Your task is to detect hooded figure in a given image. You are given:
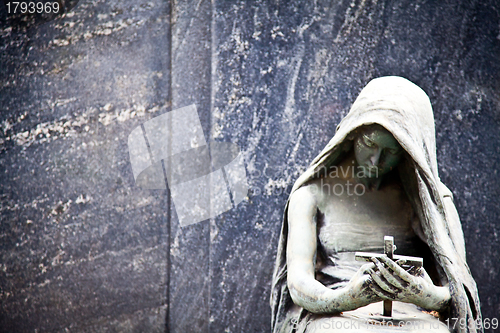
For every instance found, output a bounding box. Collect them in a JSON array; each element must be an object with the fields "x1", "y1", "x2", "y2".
[{"x1": 270, "y1": 76, "x2": 481, "y2": 333}]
